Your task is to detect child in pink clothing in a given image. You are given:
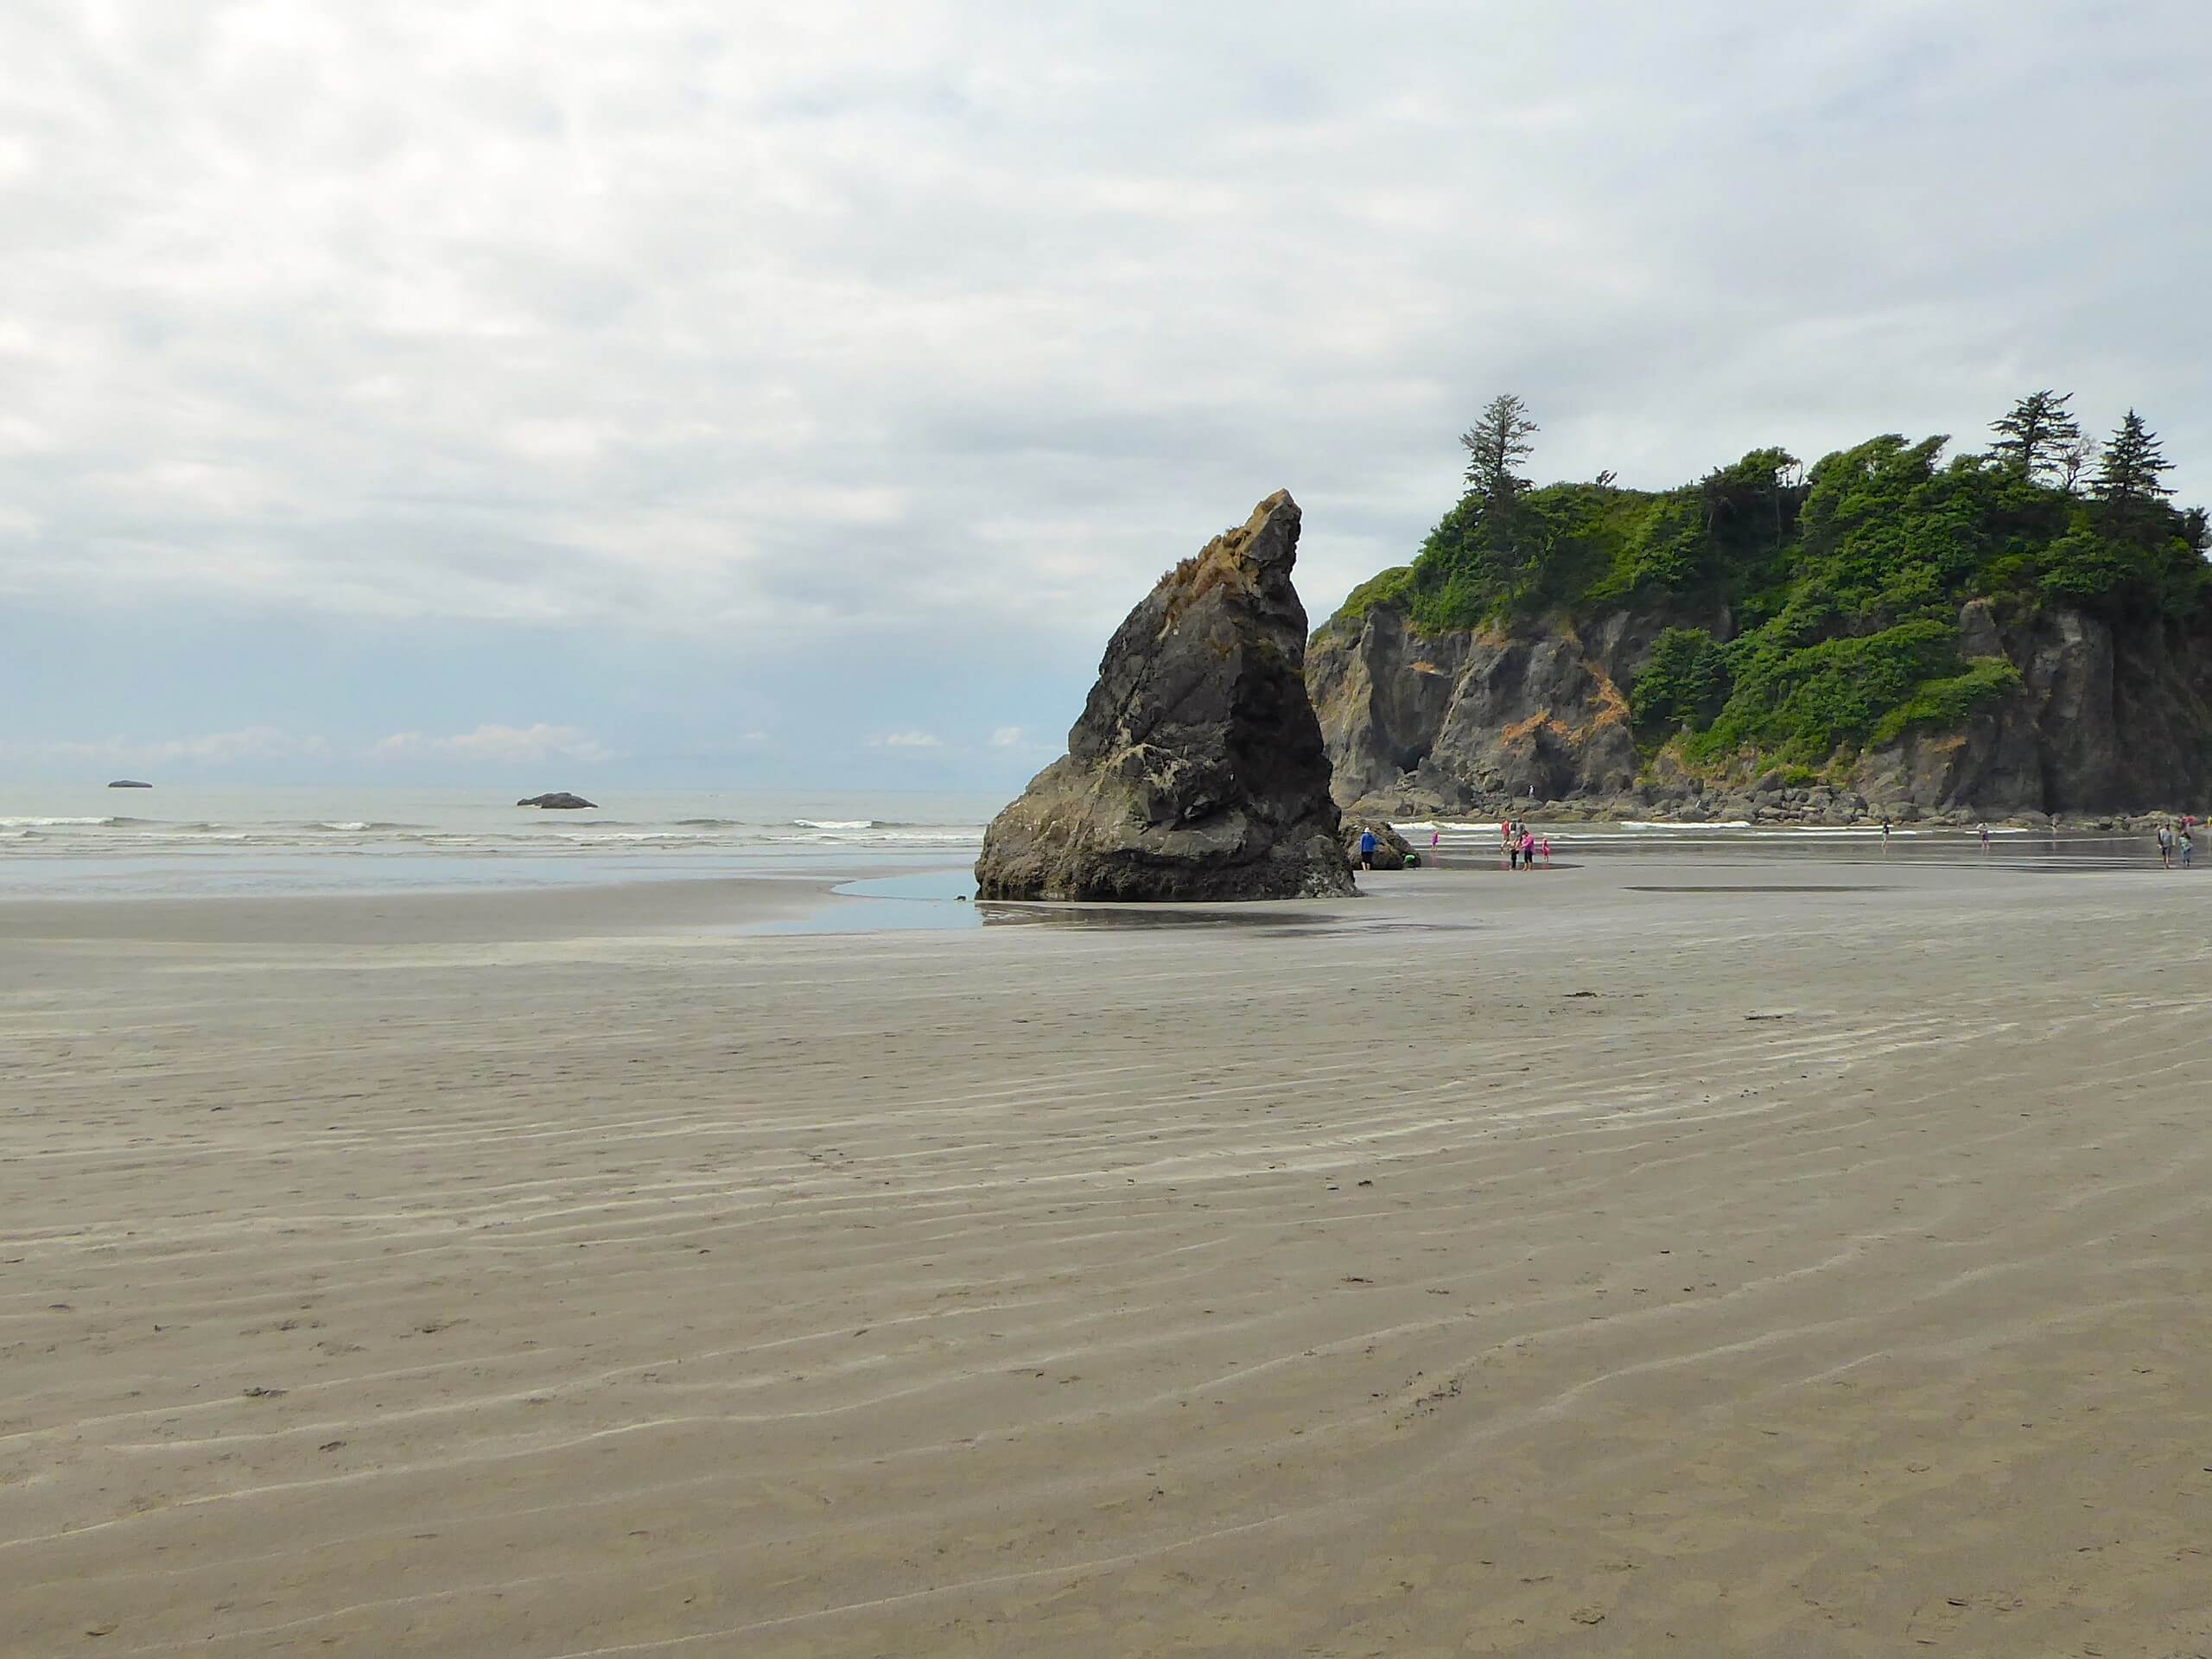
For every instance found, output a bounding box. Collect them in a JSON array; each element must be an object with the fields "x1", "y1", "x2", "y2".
[{"x1": 1540, "y1": 836, "x2": 1552, "y2": 866}]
